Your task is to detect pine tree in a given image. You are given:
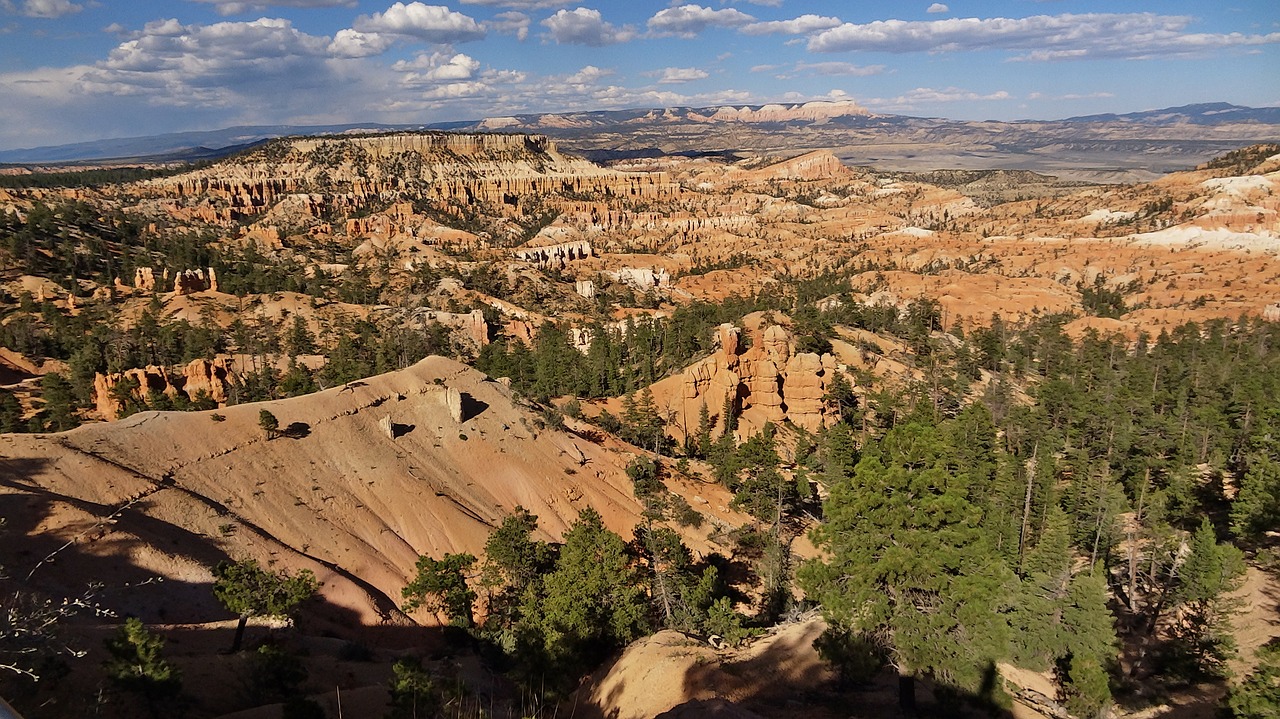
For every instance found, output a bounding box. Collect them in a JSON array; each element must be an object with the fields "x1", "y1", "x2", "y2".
[
  {"x1": 402, "y1": 553, "x2": 477, "y2": 627},
  {"x1": 258, "y1": 409, "x2": 280, "y2": 440},
  {"x1": 1058, "y1": 569, "x2": 1117, "y2": 718},
  {"x1": 800, "y1": 422, "x2": 1013, "y2": 711},
  {"x1": 521, "y1": 508, "x2": 648, "y2": 677},
  {"x1": 1225, "y1": 640, "x2": 1280, "y2": 719},
  {"x1": 386, "y1": 657, "x2": 439, "y2": 719},
  {"x1": 212, "y1": 559, "x2": 317, "y2": 652},
  {"x1": 103, "y1": 618, "x2": 181, "y2": 706},
  {"x1": 694, "y1": 401, "x2": 712, "y2": 459},
  {"x1": 1161, "y1": 519, "x2": 1246, "y2": 680},
  {"x1": 1232, "y1": 453, "x2": 1280, "y2": 542},
  {"x1": 719, "y1": 390, "x2": 737, "y2": 437}
]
